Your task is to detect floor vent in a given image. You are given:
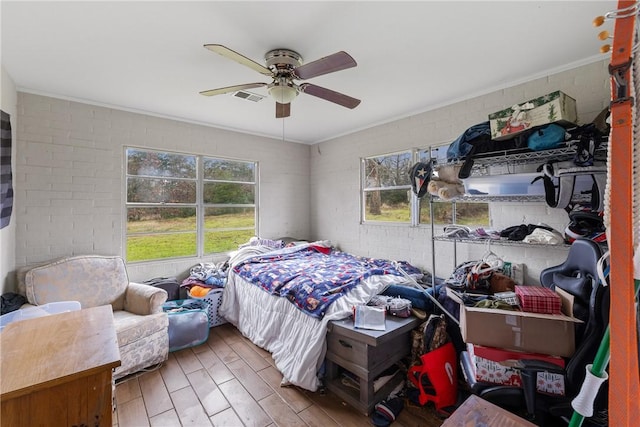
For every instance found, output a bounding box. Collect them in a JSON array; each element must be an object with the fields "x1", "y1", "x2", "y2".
[{"x1": 233, "y1": 91, "x2": 265, "y2": 102}]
